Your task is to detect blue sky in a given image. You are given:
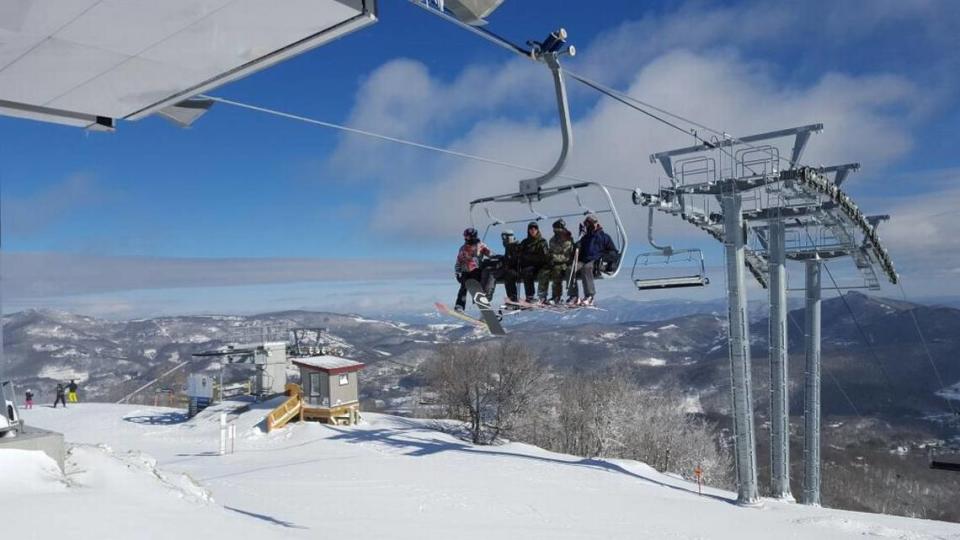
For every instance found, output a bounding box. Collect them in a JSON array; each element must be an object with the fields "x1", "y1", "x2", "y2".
[{"x1": 2, "y1": 0, "x2": 958, "y2": 317}]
